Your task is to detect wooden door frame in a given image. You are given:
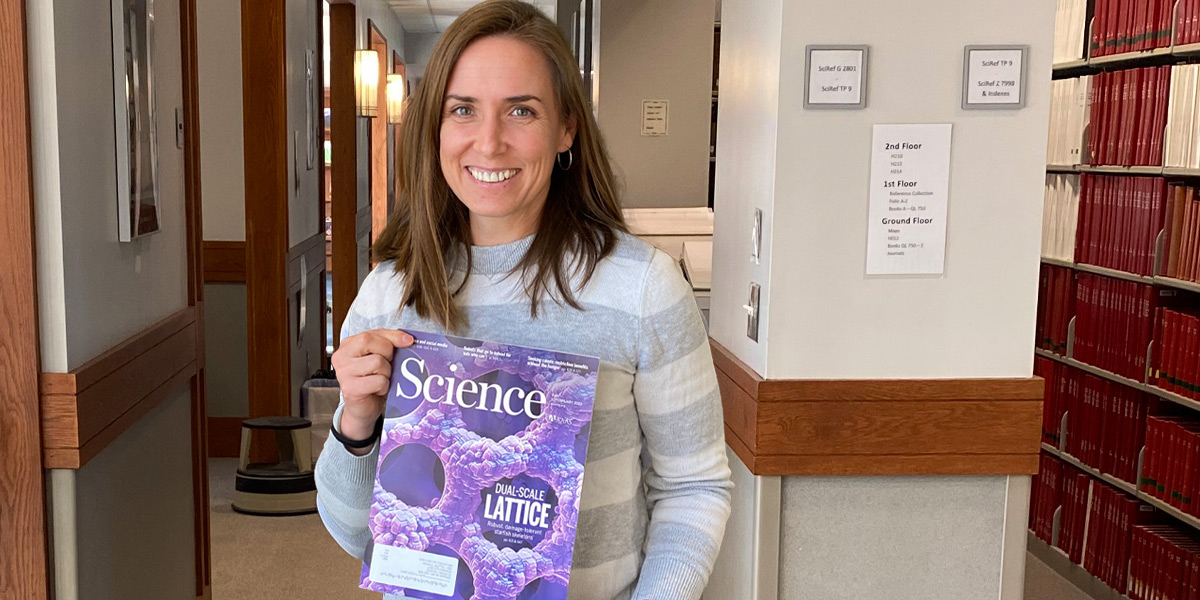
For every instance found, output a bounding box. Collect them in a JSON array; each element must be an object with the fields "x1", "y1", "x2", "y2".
[
  {"x1": 180, "y1": 0, "x2": 211, "y2": 596},
  {"x1": 0, "y1": 1, "x2": 50, "y2": 598},
  {"x1": 368, "y1": 21, "x2": 387, "y2": 262},
  {"x1": 330, "y1": 2, "x2": 356, "y2": 350},
  {"x1": 241, "y1": 0, "x2": 291, "y2": 422}
]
